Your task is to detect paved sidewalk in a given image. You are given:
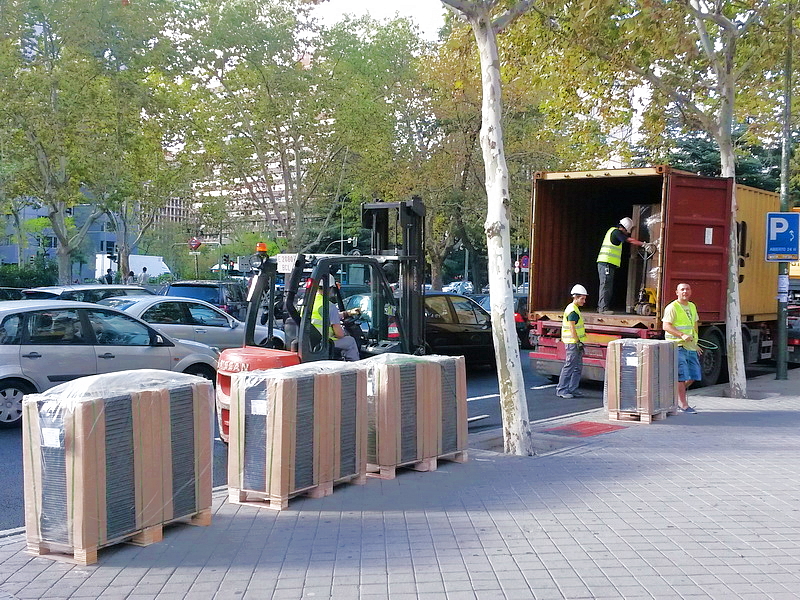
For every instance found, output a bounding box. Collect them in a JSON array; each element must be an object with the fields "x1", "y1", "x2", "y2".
[{"x1": 2, "y1": 370, "x2": 800, "y2": 599}]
